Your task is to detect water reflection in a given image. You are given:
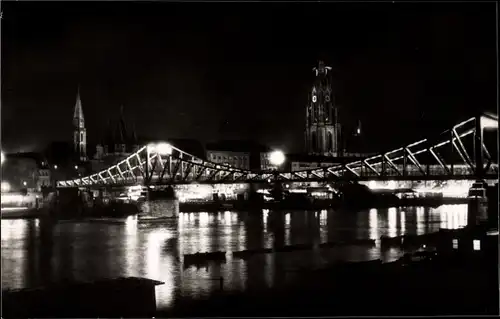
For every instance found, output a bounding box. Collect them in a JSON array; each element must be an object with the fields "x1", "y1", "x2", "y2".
[
  {"x1": 400, "y1": 210, "x2": 406, "y2": 233},
  {"x1": 368, "y1": 208, "x2": 379, "y2": 240},
  {"x1": 1, "y1": 204, "x2": 471, "y2": 311},
  {"x1": 1, "y1": 219, "x2": 28, "y2": 288},
  {"x1": 388, "y1": 208, "x2": 397, "y2": 238},
  {"x1": 437, "y1": 204, "x2": 468, "y2": 230},
  {"x1": 416, "y1": 207, "x2": 425, "y2": 235}
]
